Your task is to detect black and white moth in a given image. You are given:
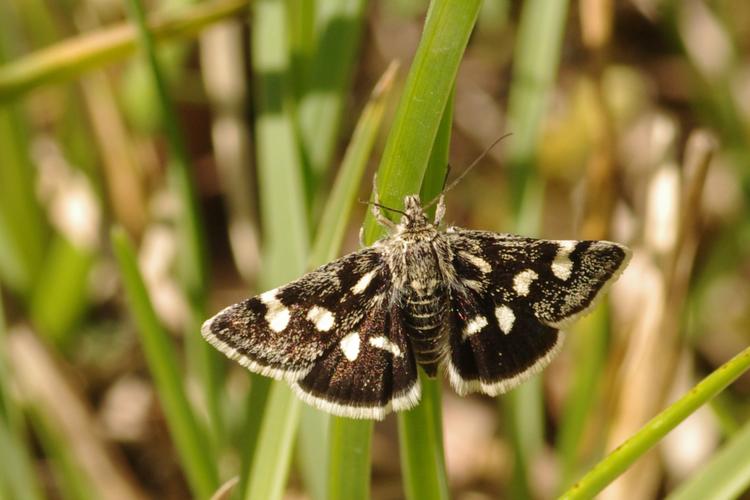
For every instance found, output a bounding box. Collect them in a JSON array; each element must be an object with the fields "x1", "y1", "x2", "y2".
[{"x1": 202, "y1": 191, "x2": 630, "y2": 420}]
